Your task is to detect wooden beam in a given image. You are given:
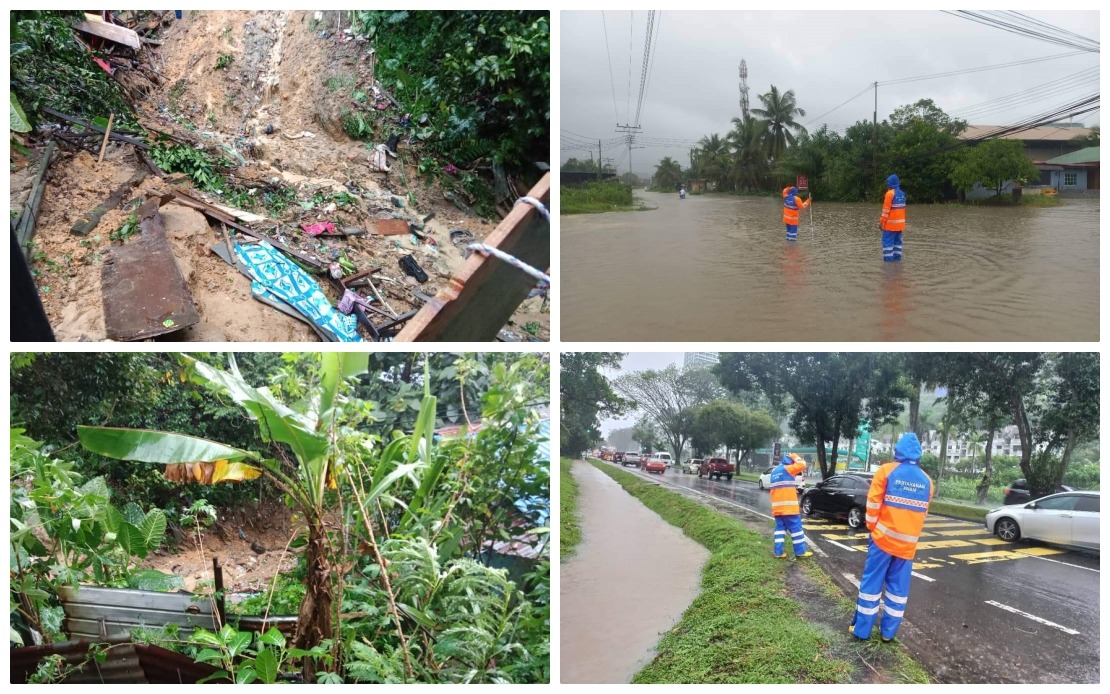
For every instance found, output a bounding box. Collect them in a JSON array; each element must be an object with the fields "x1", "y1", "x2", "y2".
[
  {"x1": 74, "y1": 14, "x2": 141, "y2": 50},
  {"x1": 41, "y1": 107, "x2": 150, "y2": 150},
  {"x1": 395, "y1": 173, "x2": 550, "y2": 341},
  {"x1": 16, "y1": 140, "x2": 57, "y2": 256},
  {"x1": 70, "y1": 169, "x2": 148, "y2": 236}
]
